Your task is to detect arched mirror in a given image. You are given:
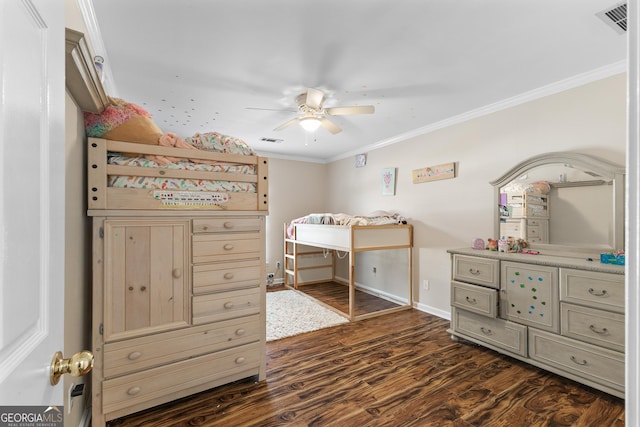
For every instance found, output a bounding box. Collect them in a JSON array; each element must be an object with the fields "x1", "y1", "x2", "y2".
[{"x1": 491, "y1": 152, "x2": 625, "y2": 256}]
